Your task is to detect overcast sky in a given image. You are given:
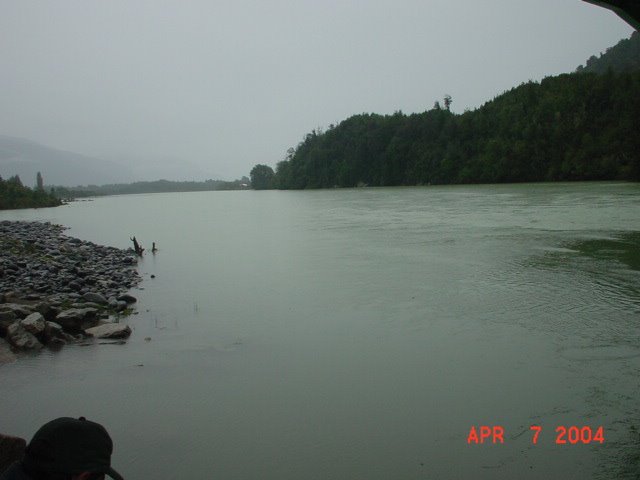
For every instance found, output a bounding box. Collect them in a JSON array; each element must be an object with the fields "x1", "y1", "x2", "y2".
[{"x1": 0, "y1": 0, "x2": 634, "y2": 181}]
